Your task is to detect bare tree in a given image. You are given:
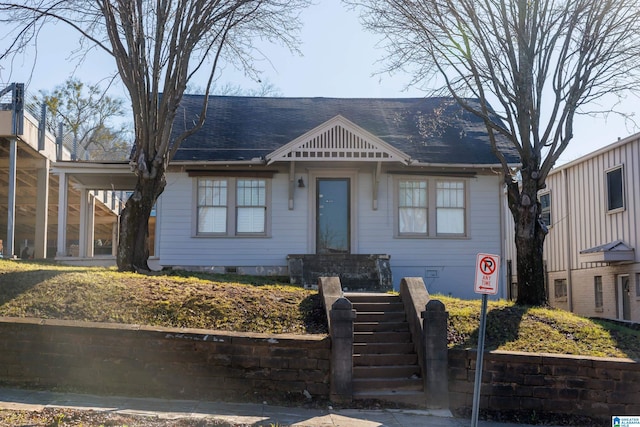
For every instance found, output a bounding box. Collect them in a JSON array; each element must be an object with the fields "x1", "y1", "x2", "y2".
[
  {"x1": 35, "y1": 77, "x2": 131, "y2": 160},
  {"x1": 352, "y1": 0, "x2": 640, "y2": 305},
  {"x1": 0, "y1": 0, "x2": 309, "y2": 271},
  {"x1": 186, "y1": 79, "x2": 283, "y2": 96}
]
